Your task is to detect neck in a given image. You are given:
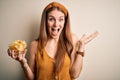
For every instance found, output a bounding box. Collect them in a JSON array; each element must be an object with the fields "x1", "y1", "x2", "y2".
[
  {"x1": 45, "y1": 38, "x2": 59, "y2": 58},
  {"x1": 48, "y1": 36, "x2": 59, "y2": 42},
  {"x1": 47, "y1": 38, "x2": 59, "y2": 46}
]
